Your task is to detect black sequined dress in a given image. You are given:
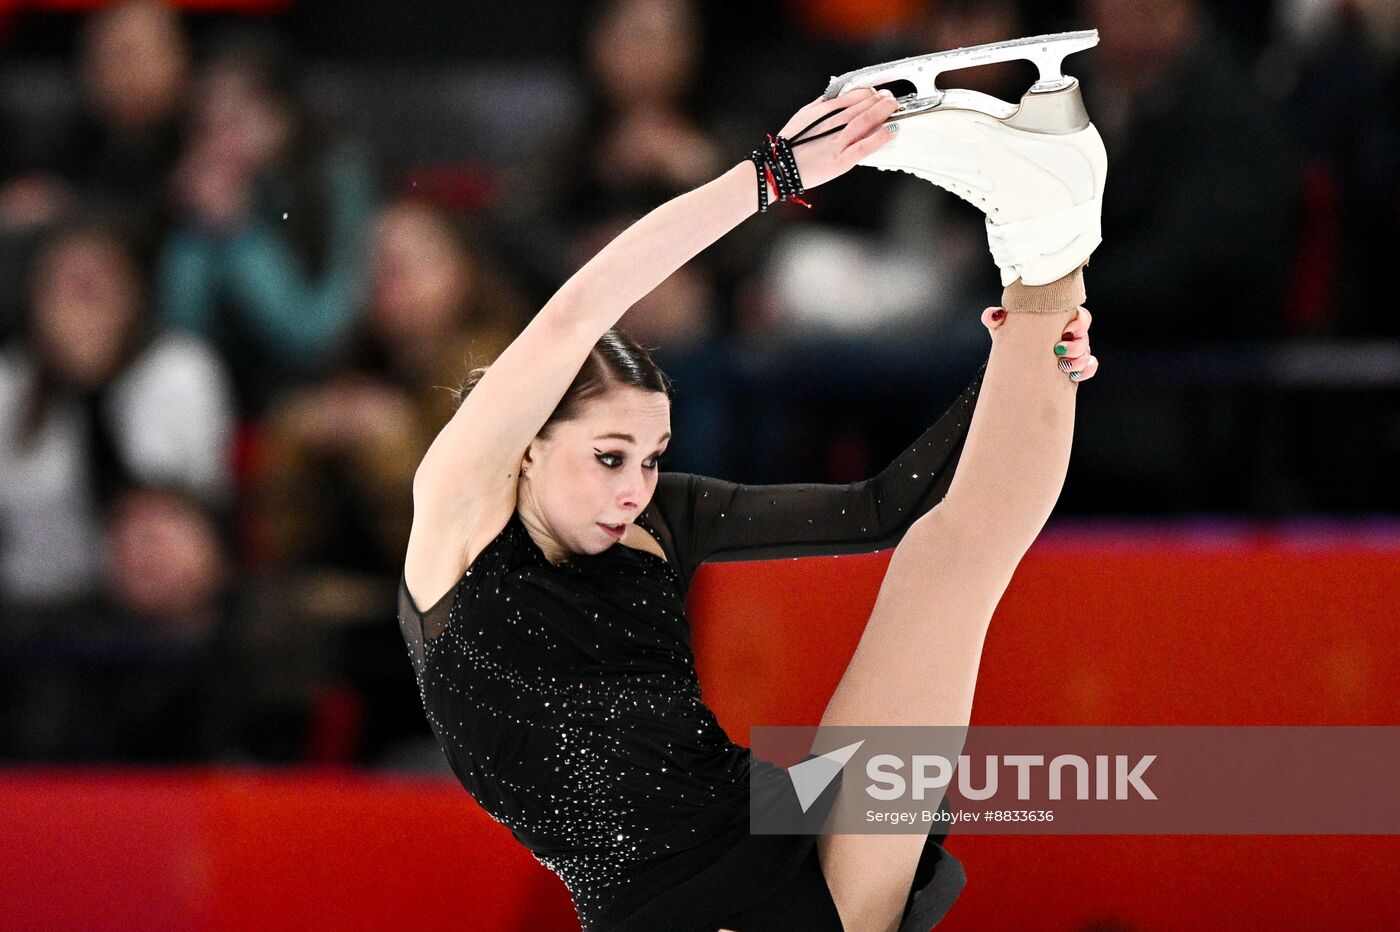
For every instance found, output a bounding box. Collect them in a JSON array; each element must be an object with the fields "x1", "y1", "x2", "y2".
[{"x1": 396, "y1": 368, "x2": 984, "y2": 931}]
